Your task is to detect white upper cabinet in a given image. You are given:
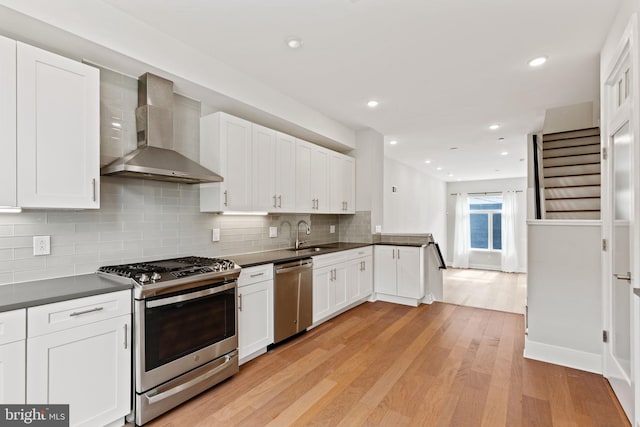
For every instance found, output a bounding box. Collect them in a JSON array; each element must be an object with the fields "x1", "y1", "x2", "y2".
[
  {"x1": 274, "y1": 132, "x2": 296, "y2": 211},
  {"x1": 201, "y1": 112, "x2": 253, "y2": 212},
  {"x1": 296, "y1": 139, "x2": 330, "y2": 213},
  {"x1": 16, "y1": 42, "x2": 100, "y2": 209},
  {"x1": 0, "y1": 36, "x2": 16, "y2": 208},
  {"x1": 330, "y1": 153, "x2": 355, "y2": 213},
  {"x1": 252, "y1": 124, "x2": 277, "y2": 211}
]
